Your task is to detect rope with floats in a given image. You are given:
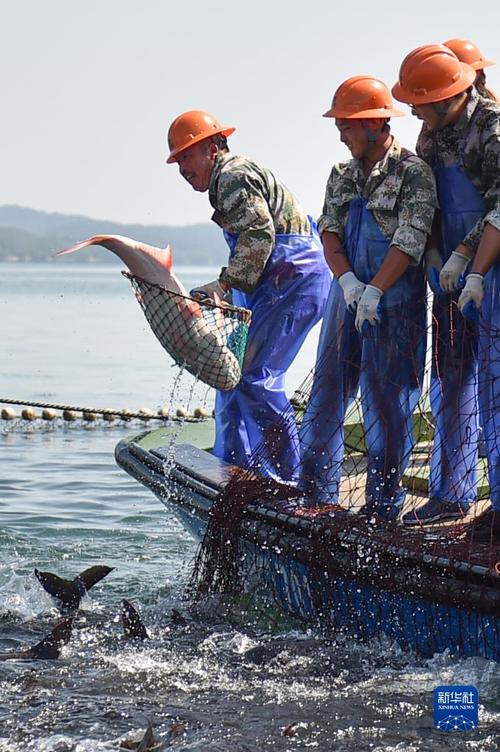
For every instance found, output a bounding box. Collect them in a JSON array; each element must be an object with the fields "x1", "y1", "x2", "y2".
[
  {"x1": 1, "y1": 376, "x2": 309, "y2": 423},
  {"x1": 0, "y1": 397, "x2": 211, "y2": 422}
]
